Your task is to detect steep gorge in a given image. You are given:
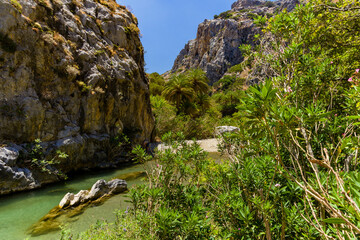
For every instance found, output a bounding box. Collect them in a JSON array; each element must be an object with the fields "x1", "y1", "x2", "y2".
[{"x1": 0, "y1": 0, "x2": 154, "y2": 195}]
